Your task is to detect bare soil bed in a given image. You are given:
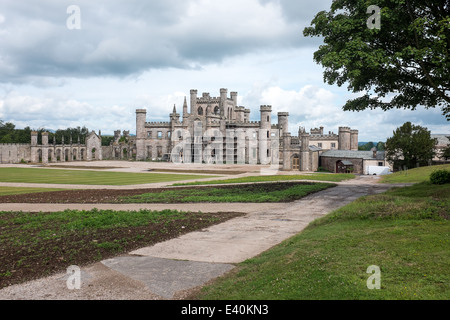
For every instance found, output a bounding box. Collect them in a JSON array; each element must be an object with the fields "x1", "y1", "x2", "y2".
[{"x1": 0, "y1": 210, "x2": 245, "y2": 289}]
